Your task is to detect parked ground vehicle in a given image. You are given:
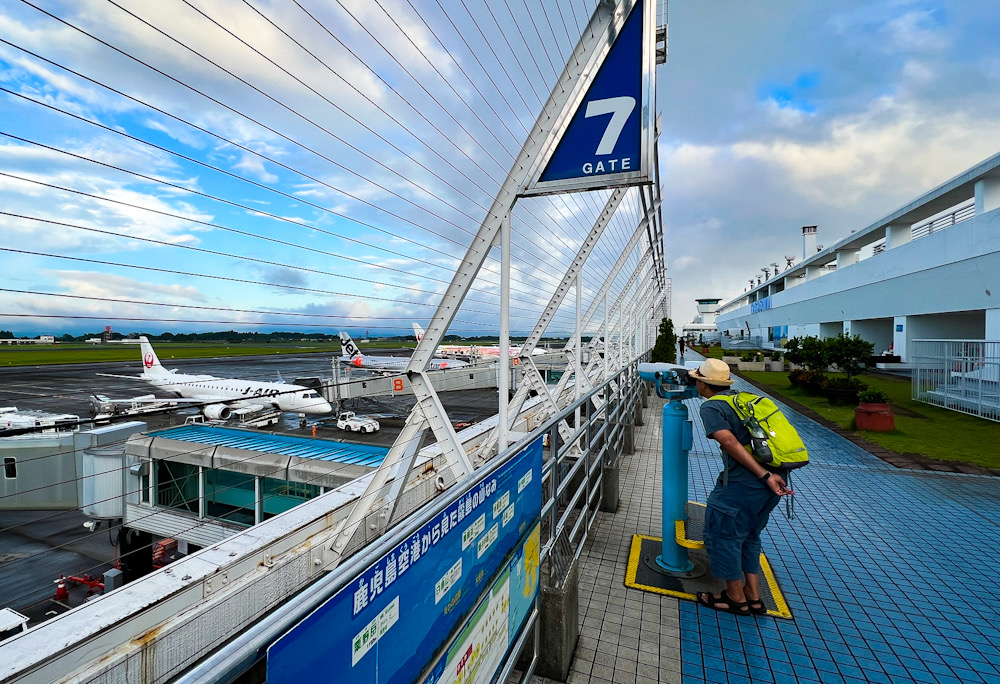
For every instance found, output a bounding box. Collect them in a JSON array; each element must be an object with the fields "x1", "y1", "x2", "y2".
[{"x1": 335, "y1": 411, "x2": 380, "y2": 433}]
